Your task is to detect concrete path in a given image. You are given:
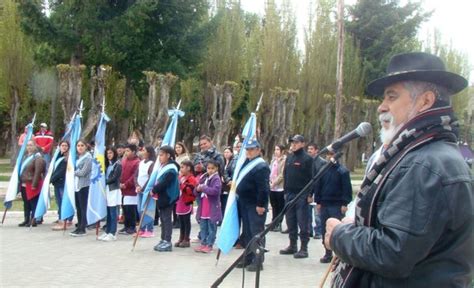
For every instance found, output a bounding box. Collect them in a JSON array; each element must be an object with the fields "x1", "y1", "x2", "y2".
[{"x1": 0, "y1": 213, "x2": 332, "y2": 288}]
